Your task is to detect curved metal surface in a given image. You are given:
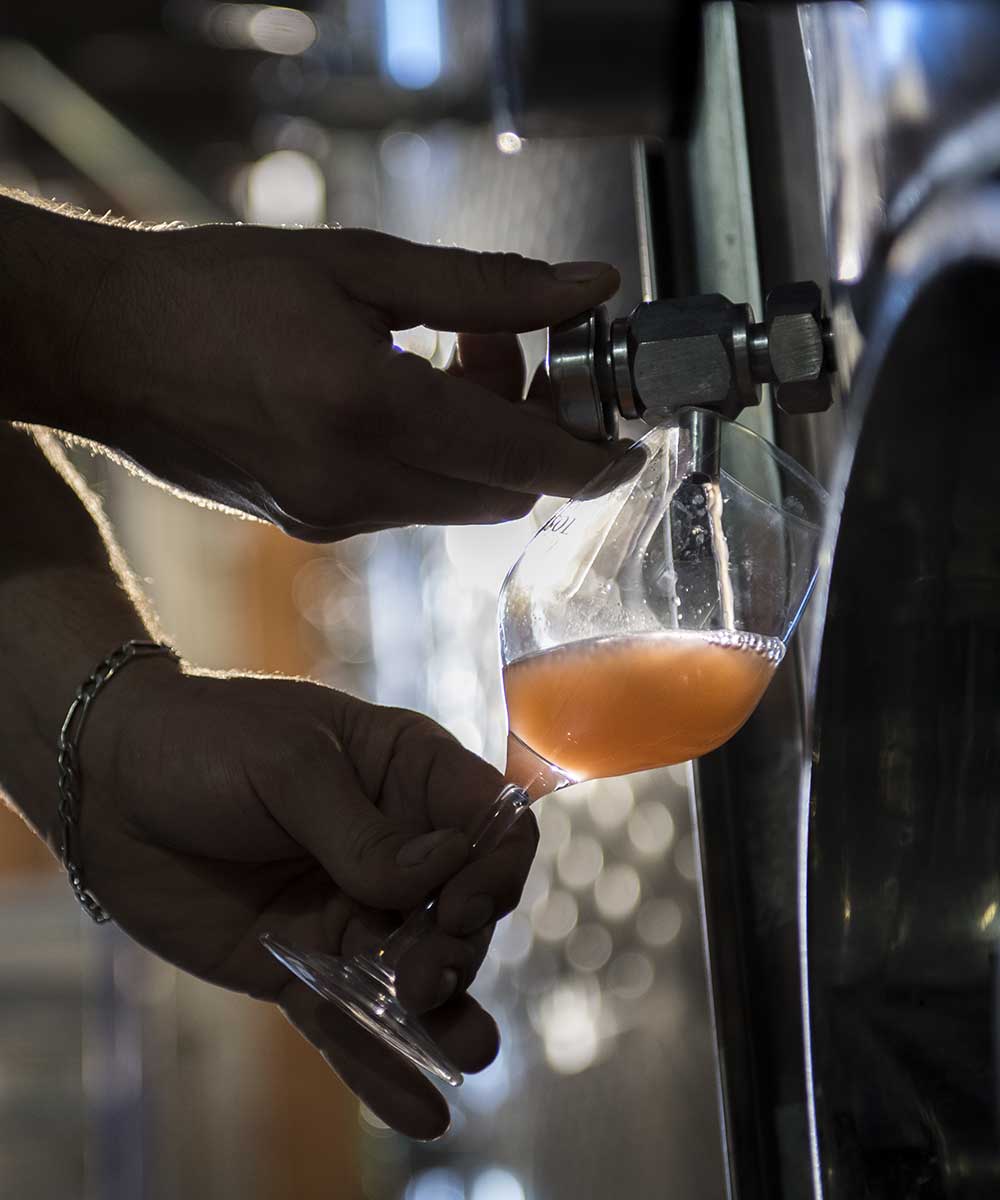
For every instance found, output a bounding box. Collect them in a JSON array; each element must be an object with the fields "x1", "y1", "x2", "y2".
[
  {"x1": 802, "y1": 0, "x2": 1000, "y2": 309},
  {"x1": 800, "y1": 185, "x2": 1000, "y2": 1199},
  {"x1": 546, "y1": 307, "x2": 617, "y2": 441}
]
